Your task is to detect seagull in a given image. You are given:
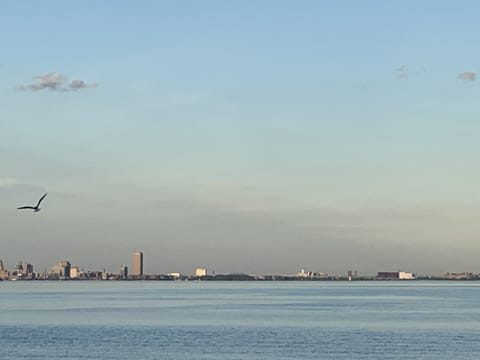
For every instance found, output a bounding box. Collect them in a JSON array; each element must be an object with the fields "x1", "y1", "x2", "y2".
[{"x1": 17, "y1": 193, "x2": 48, "y2": 212}]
